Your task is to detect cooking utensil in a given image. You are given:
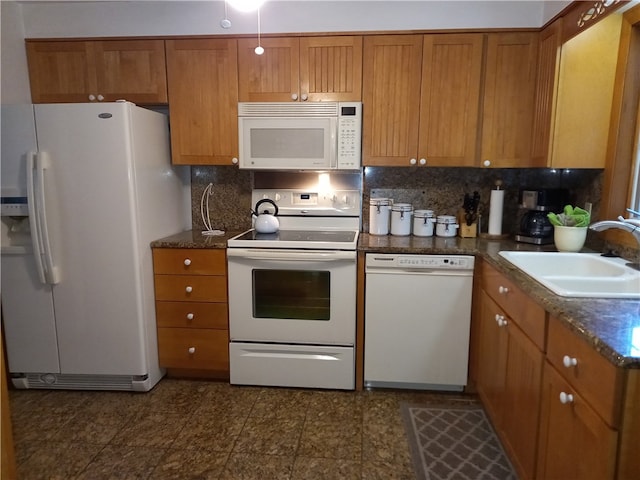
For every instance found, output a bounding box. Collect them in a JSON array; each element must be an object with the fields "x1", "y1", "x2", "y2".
[{"x1": 252, "y1": 198, "x2": 279, "y2": 233}]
